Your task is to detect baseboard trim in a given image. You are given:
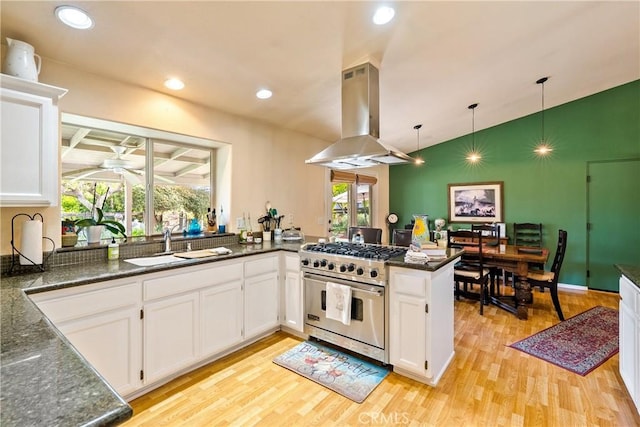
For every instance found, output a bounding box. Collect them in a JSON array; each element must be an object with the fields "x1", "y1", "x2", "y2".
[{"x1": 558, "y1": 282, "x2": 587, "y2": 291}]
